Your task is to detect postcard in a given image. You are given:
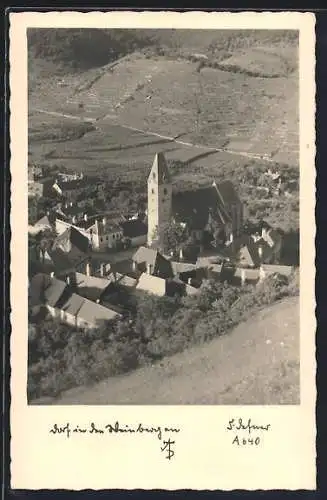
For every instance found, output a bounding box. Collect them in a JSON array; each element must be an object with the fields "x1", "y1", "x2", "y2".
[{"x1": 10, "y1": 10, "x2": 316, "y2": 490}]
